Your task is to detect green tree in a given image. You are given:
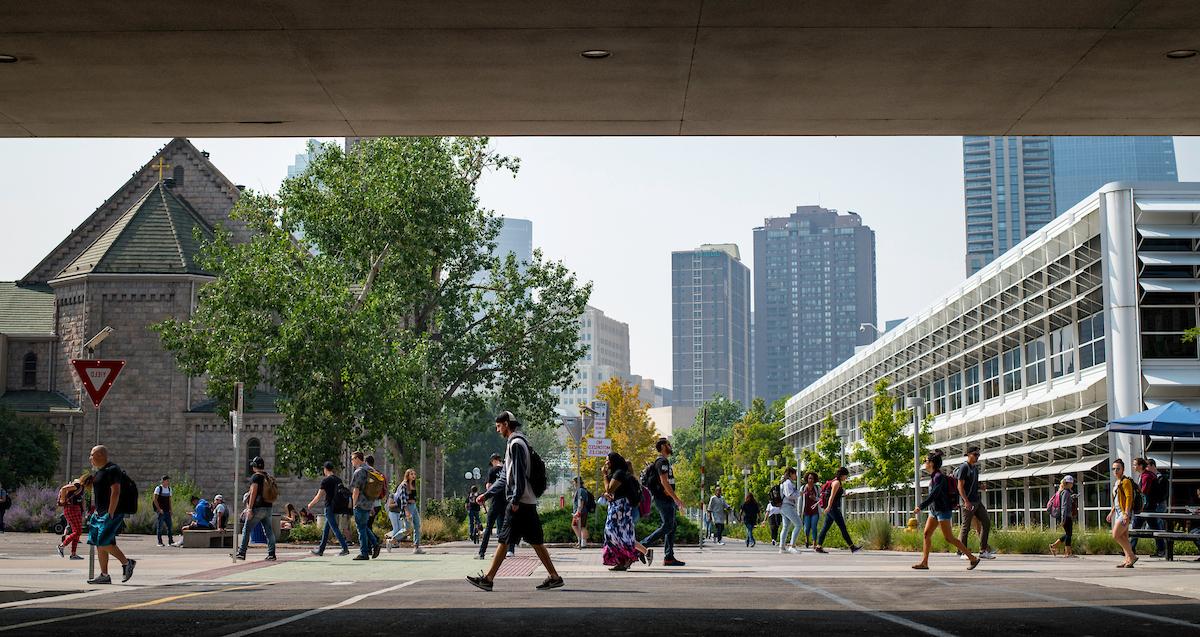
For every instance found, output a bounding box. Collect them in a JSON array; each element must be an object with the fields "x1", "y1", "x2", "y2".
[
  {"x1": 671, "y1": 394, "x2": 743, "y2": 462},
  {"x1": 571, "y1": 377, "x2": 659, "y2": 494},
  {"x1": 850, "y1": 379, "x2": 933, "y2": 524},
  {"x1": 800, "y1": 413, "x2": 844, "y2": 482},
  {"x1": 0, "y1": 406, "x2": 59, "y2": 487},
  {"x1": 155, "y1": 137, "x2": 590, "y2": 474}
]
